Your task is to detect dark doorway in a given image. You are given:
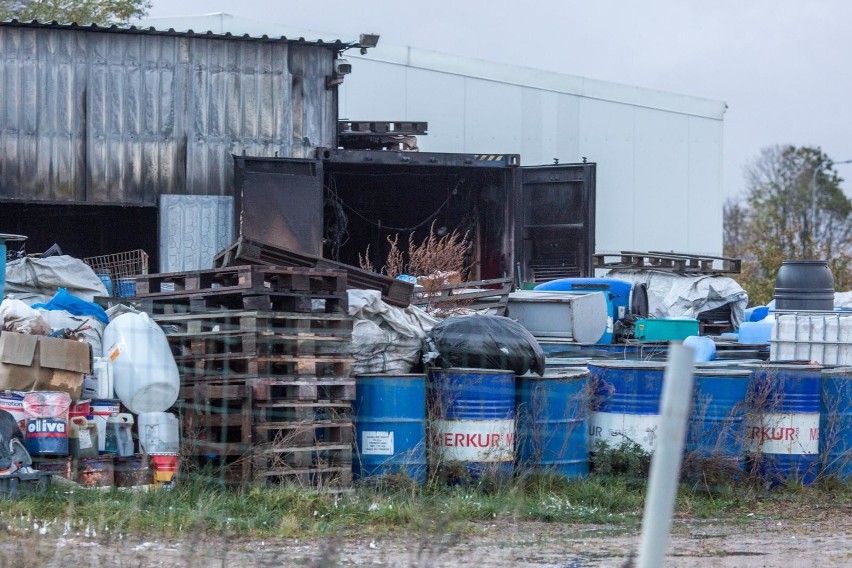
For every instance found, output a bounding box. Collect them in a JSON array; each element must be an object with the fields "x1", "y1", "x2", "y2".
[{"x1": 0, "y1": 203, "x2": 158, "y2": 268}]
